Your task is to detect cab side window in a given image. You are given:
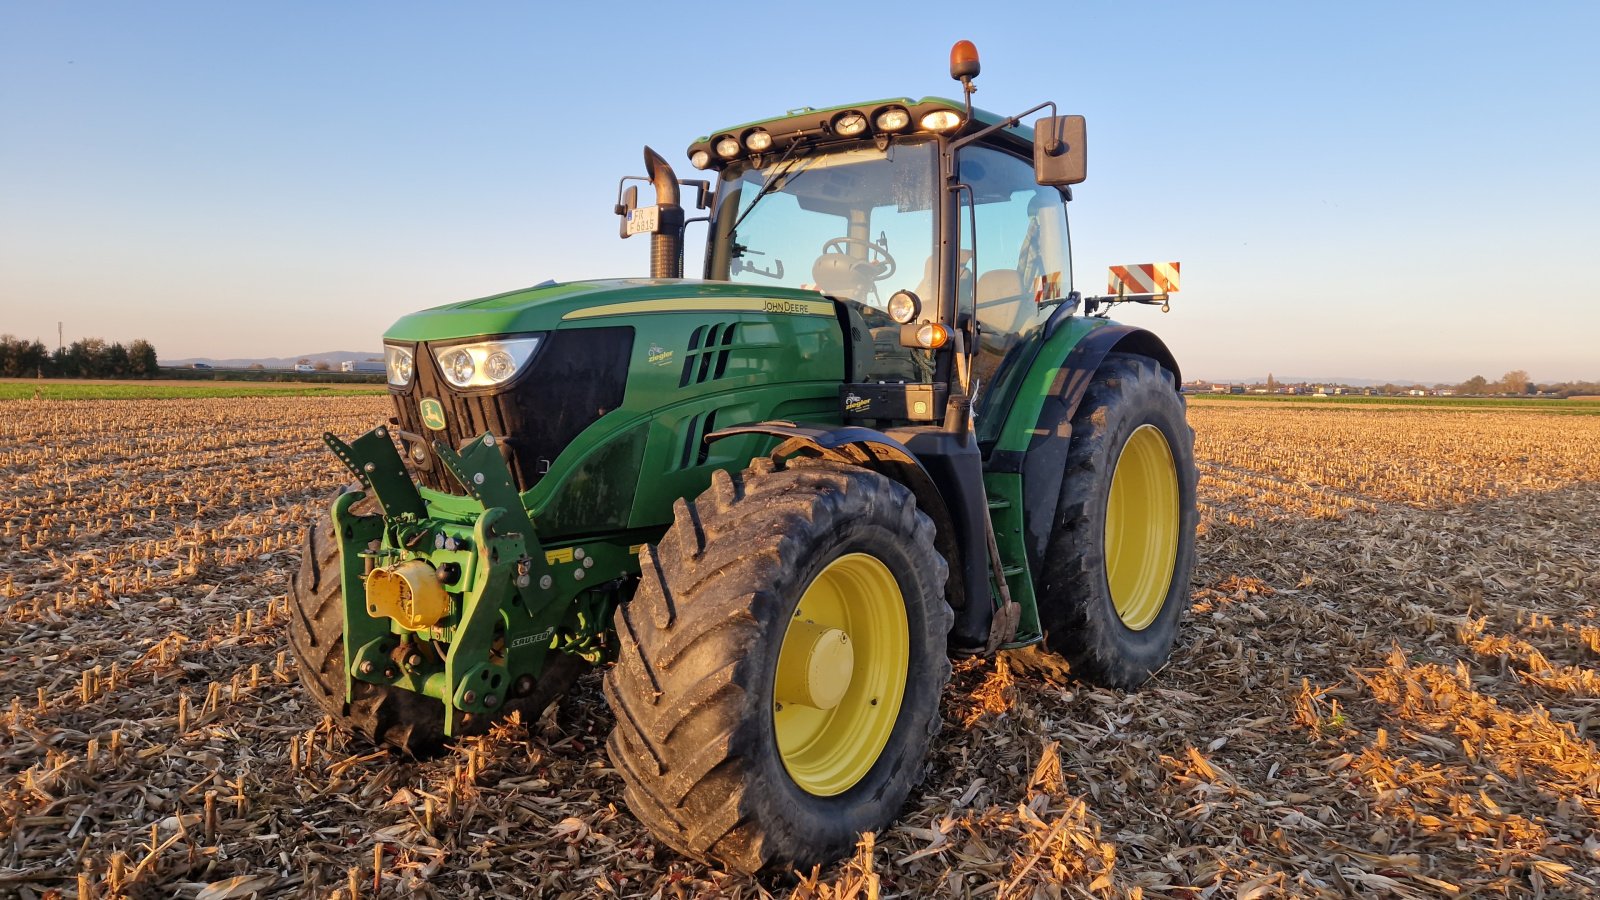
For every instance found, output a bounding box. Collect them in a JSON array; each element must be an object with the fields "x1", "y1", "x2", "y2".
[{"x1": 957, "y1": 147, "x2": 1072, "y2": 388}]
